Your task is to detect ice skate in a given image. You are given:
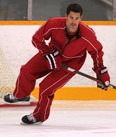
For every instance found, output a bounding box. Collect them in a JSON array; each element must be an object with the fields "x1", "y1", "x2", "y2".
[
  {"x1": 4, "y1": 94, "x2": 30, "y2": 103},
  {"x1": 21, "y1": 113, "x2": 41, "y2": 124}
]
